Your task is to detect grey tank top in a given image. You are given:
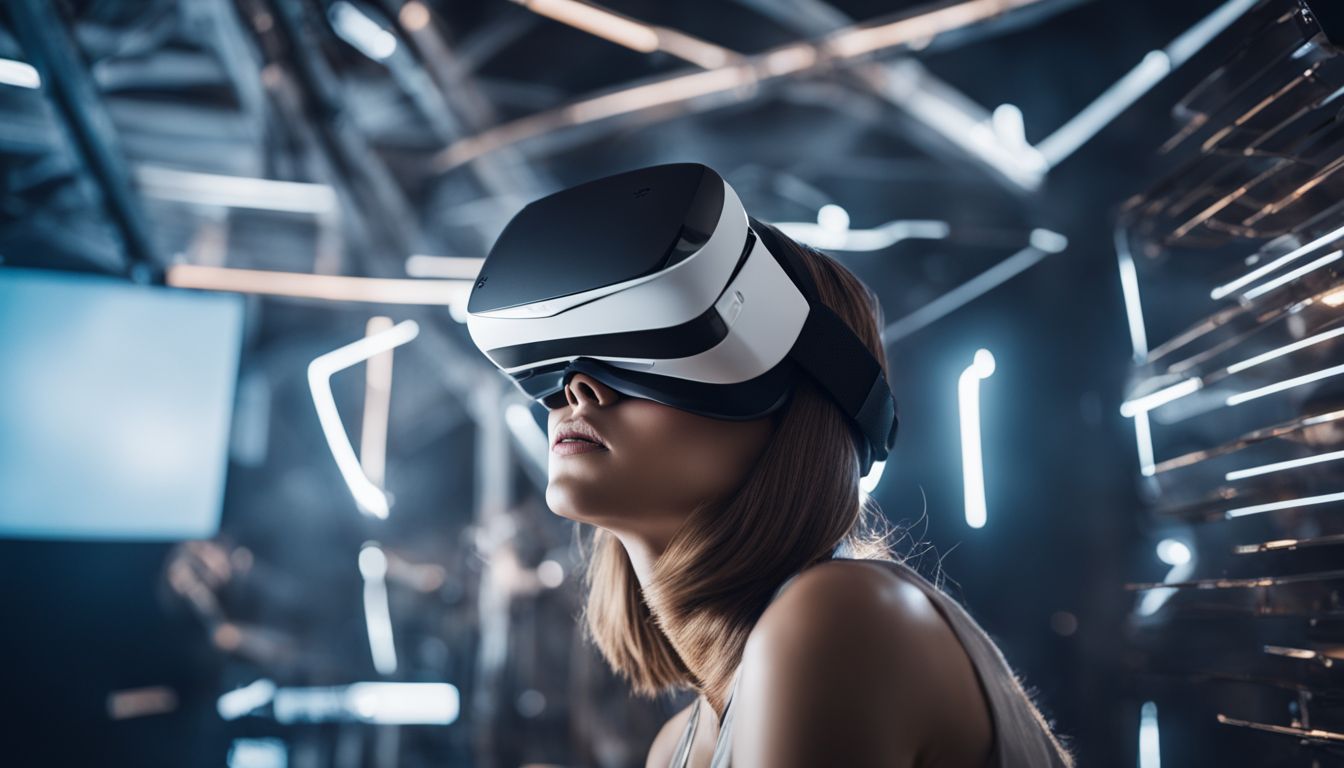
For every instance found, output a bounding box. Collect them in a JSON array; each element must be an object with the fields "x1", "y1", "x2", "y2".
[{"x1": 667, "y1": 556, "x2": 1071, "y2": 768}]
